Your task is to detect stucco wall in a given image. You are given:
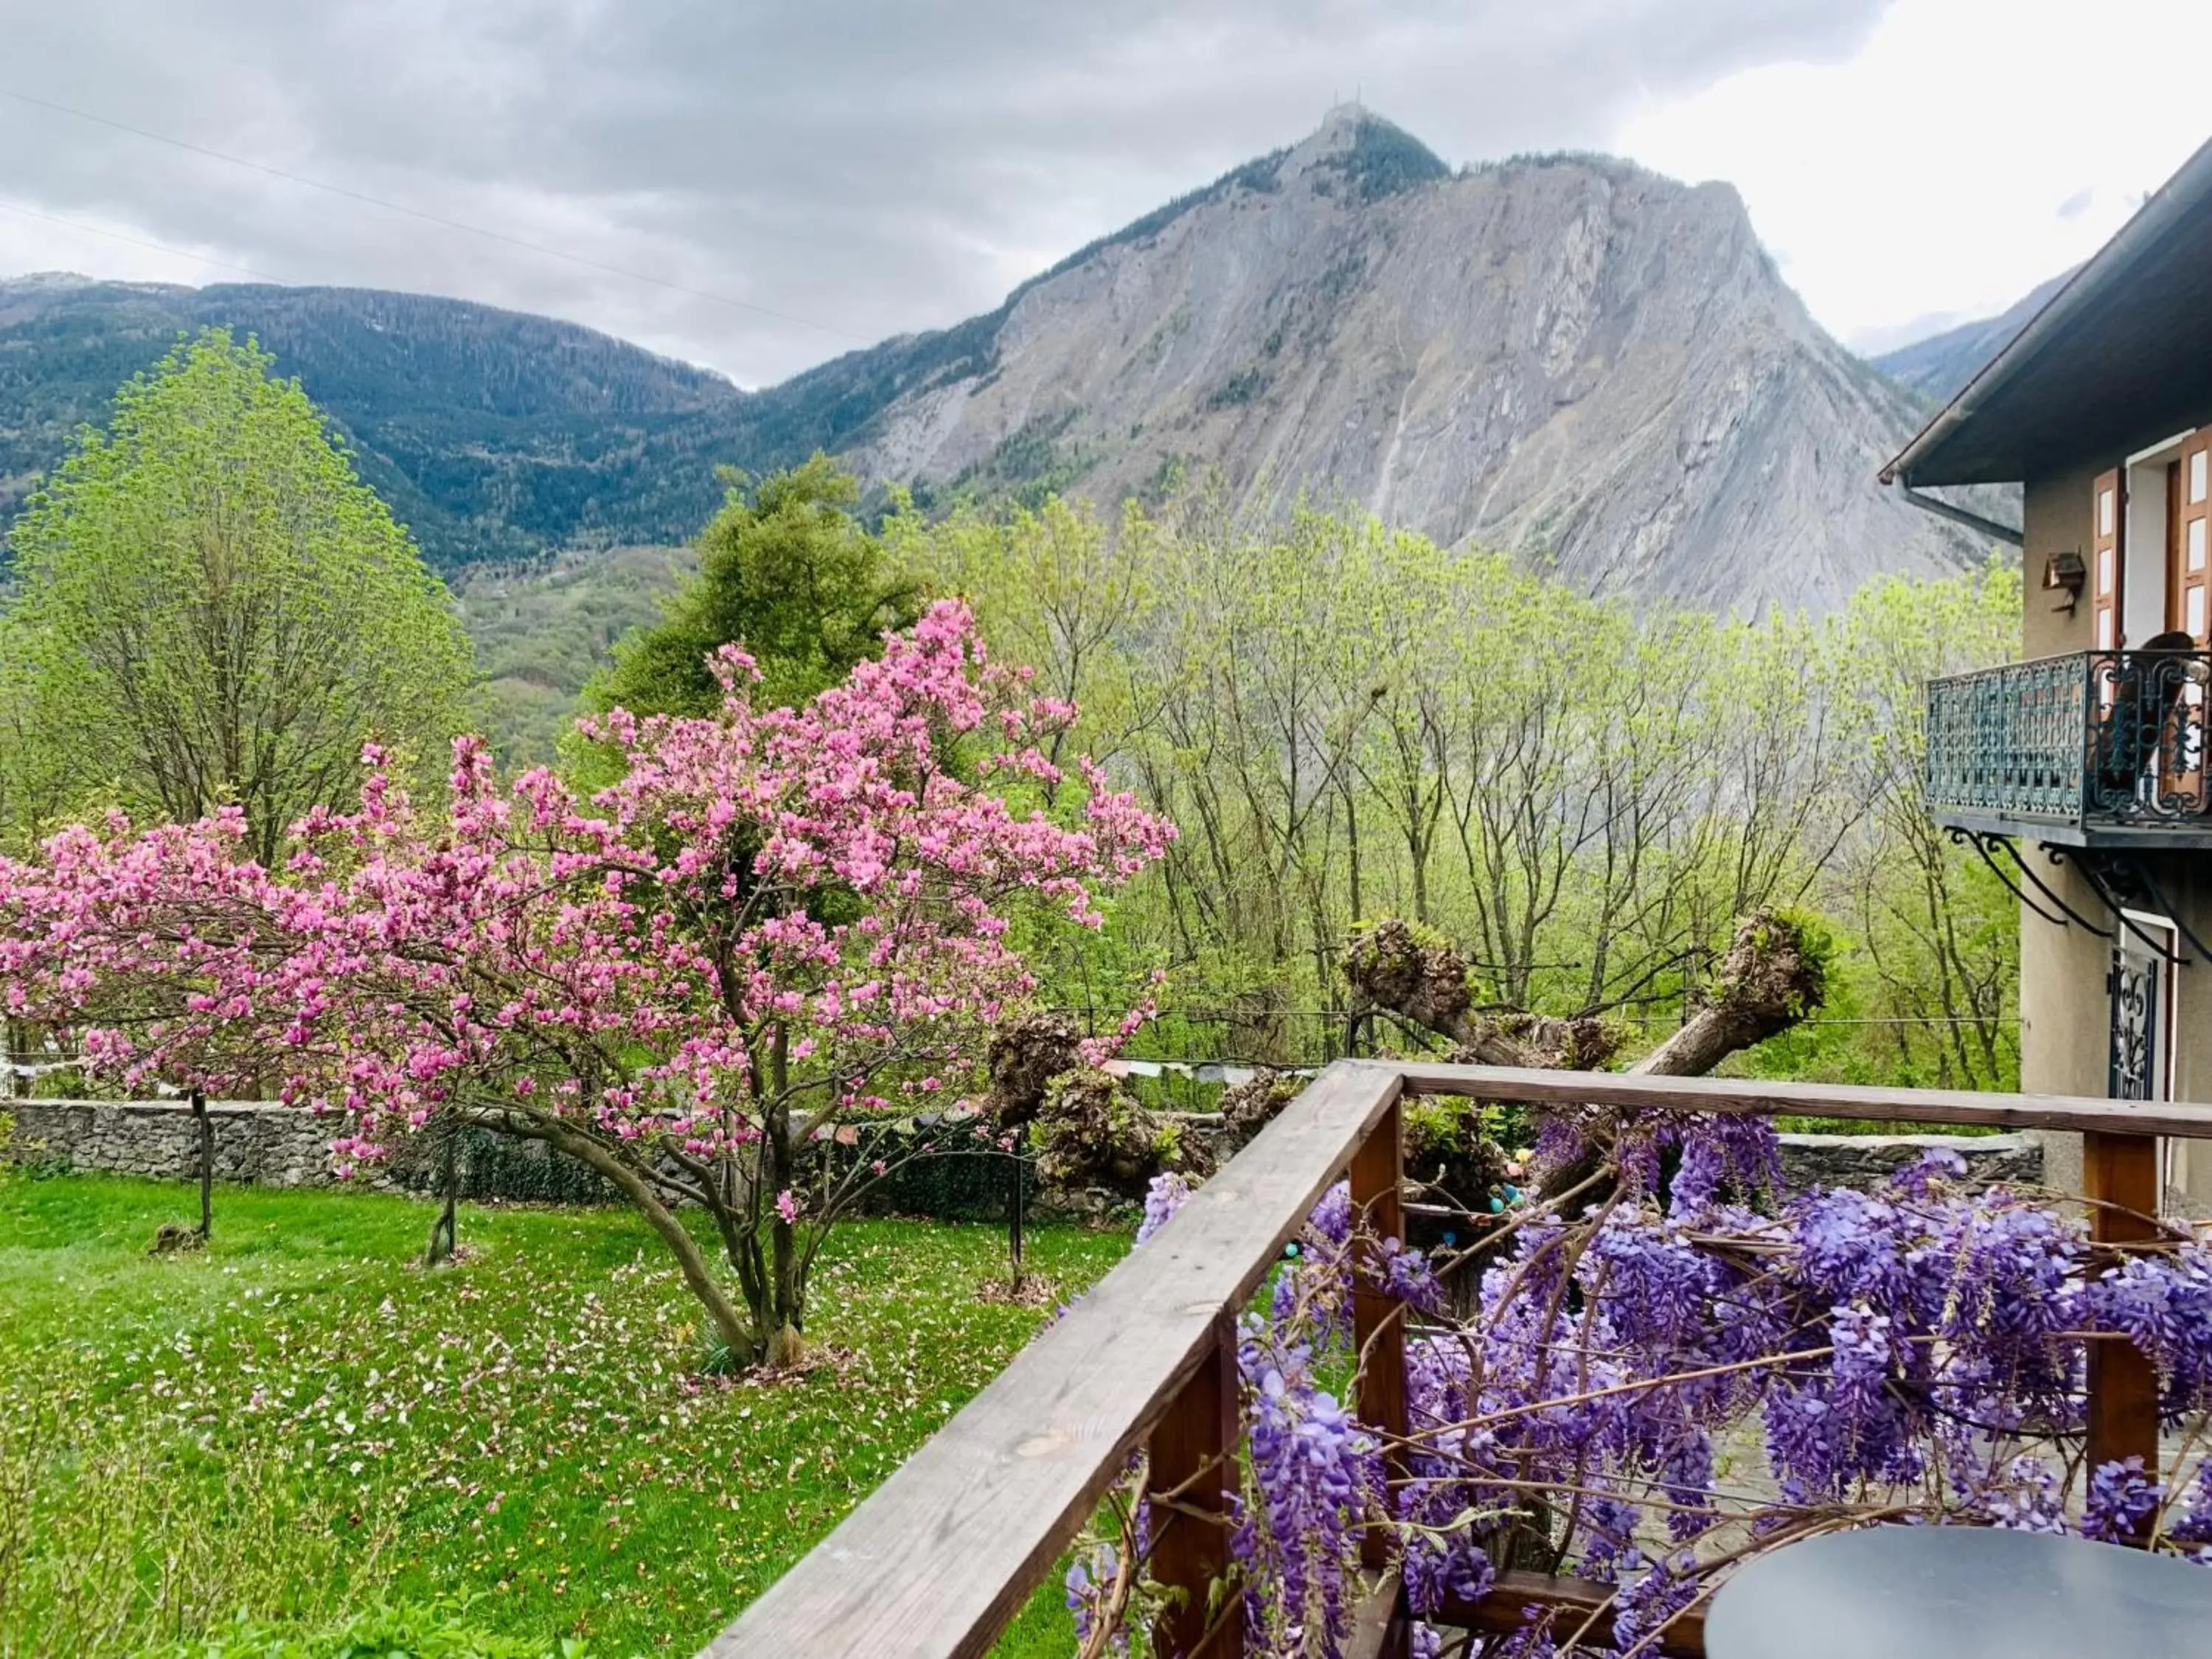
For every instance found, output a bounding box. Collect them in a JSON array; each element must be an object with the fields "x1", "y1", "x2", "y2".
[
  {"x1": 2142, "y1": 855, "x2": 2212, "y2": 1209},
  {"x1": 2017, "y1": 464, "x2": 2212, "y2": 1211},
  {"x1": 2023, "y1": 462, "x2": 2099, "y2": 661},
  {"x1": 2017, "y1": 464, "x2": 2104, "y2": 1194}
]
